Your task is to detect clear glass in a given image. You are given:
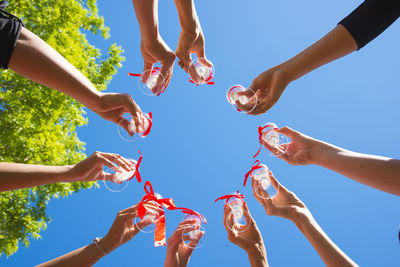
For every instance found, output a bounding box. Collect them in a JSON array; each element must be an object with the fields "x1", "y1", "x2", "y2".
[
  {"x1": 181, "y1": 214, "x2": 207, "y2": 249},
  {"x1": 226, "y1": 85, "x2": 257, "y2": 113},
  {"x1": 188, "y1": 58, "x2": 215, "y2": 85},
  {"x1": 118, "y1": 112, "x2": 151, "y2": 142},
  {"x1": 260, "y1": 122, "x2": 290, "y2": 157},
  {"x1": 138, "y1": 68, "x2": 165, "y2": 96},
  {"x1": 225, "y1": 194, "x2": 250, "y2": 233},
  {"x1": 134, "y1": 193, "x2": 163, "y2": 234},
  {"x1": 251, "y1": 163, "x2": 279, "y2": 199},
  {"x1": 103, "y1": 158, "x2": 137, "y2": 192}
]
